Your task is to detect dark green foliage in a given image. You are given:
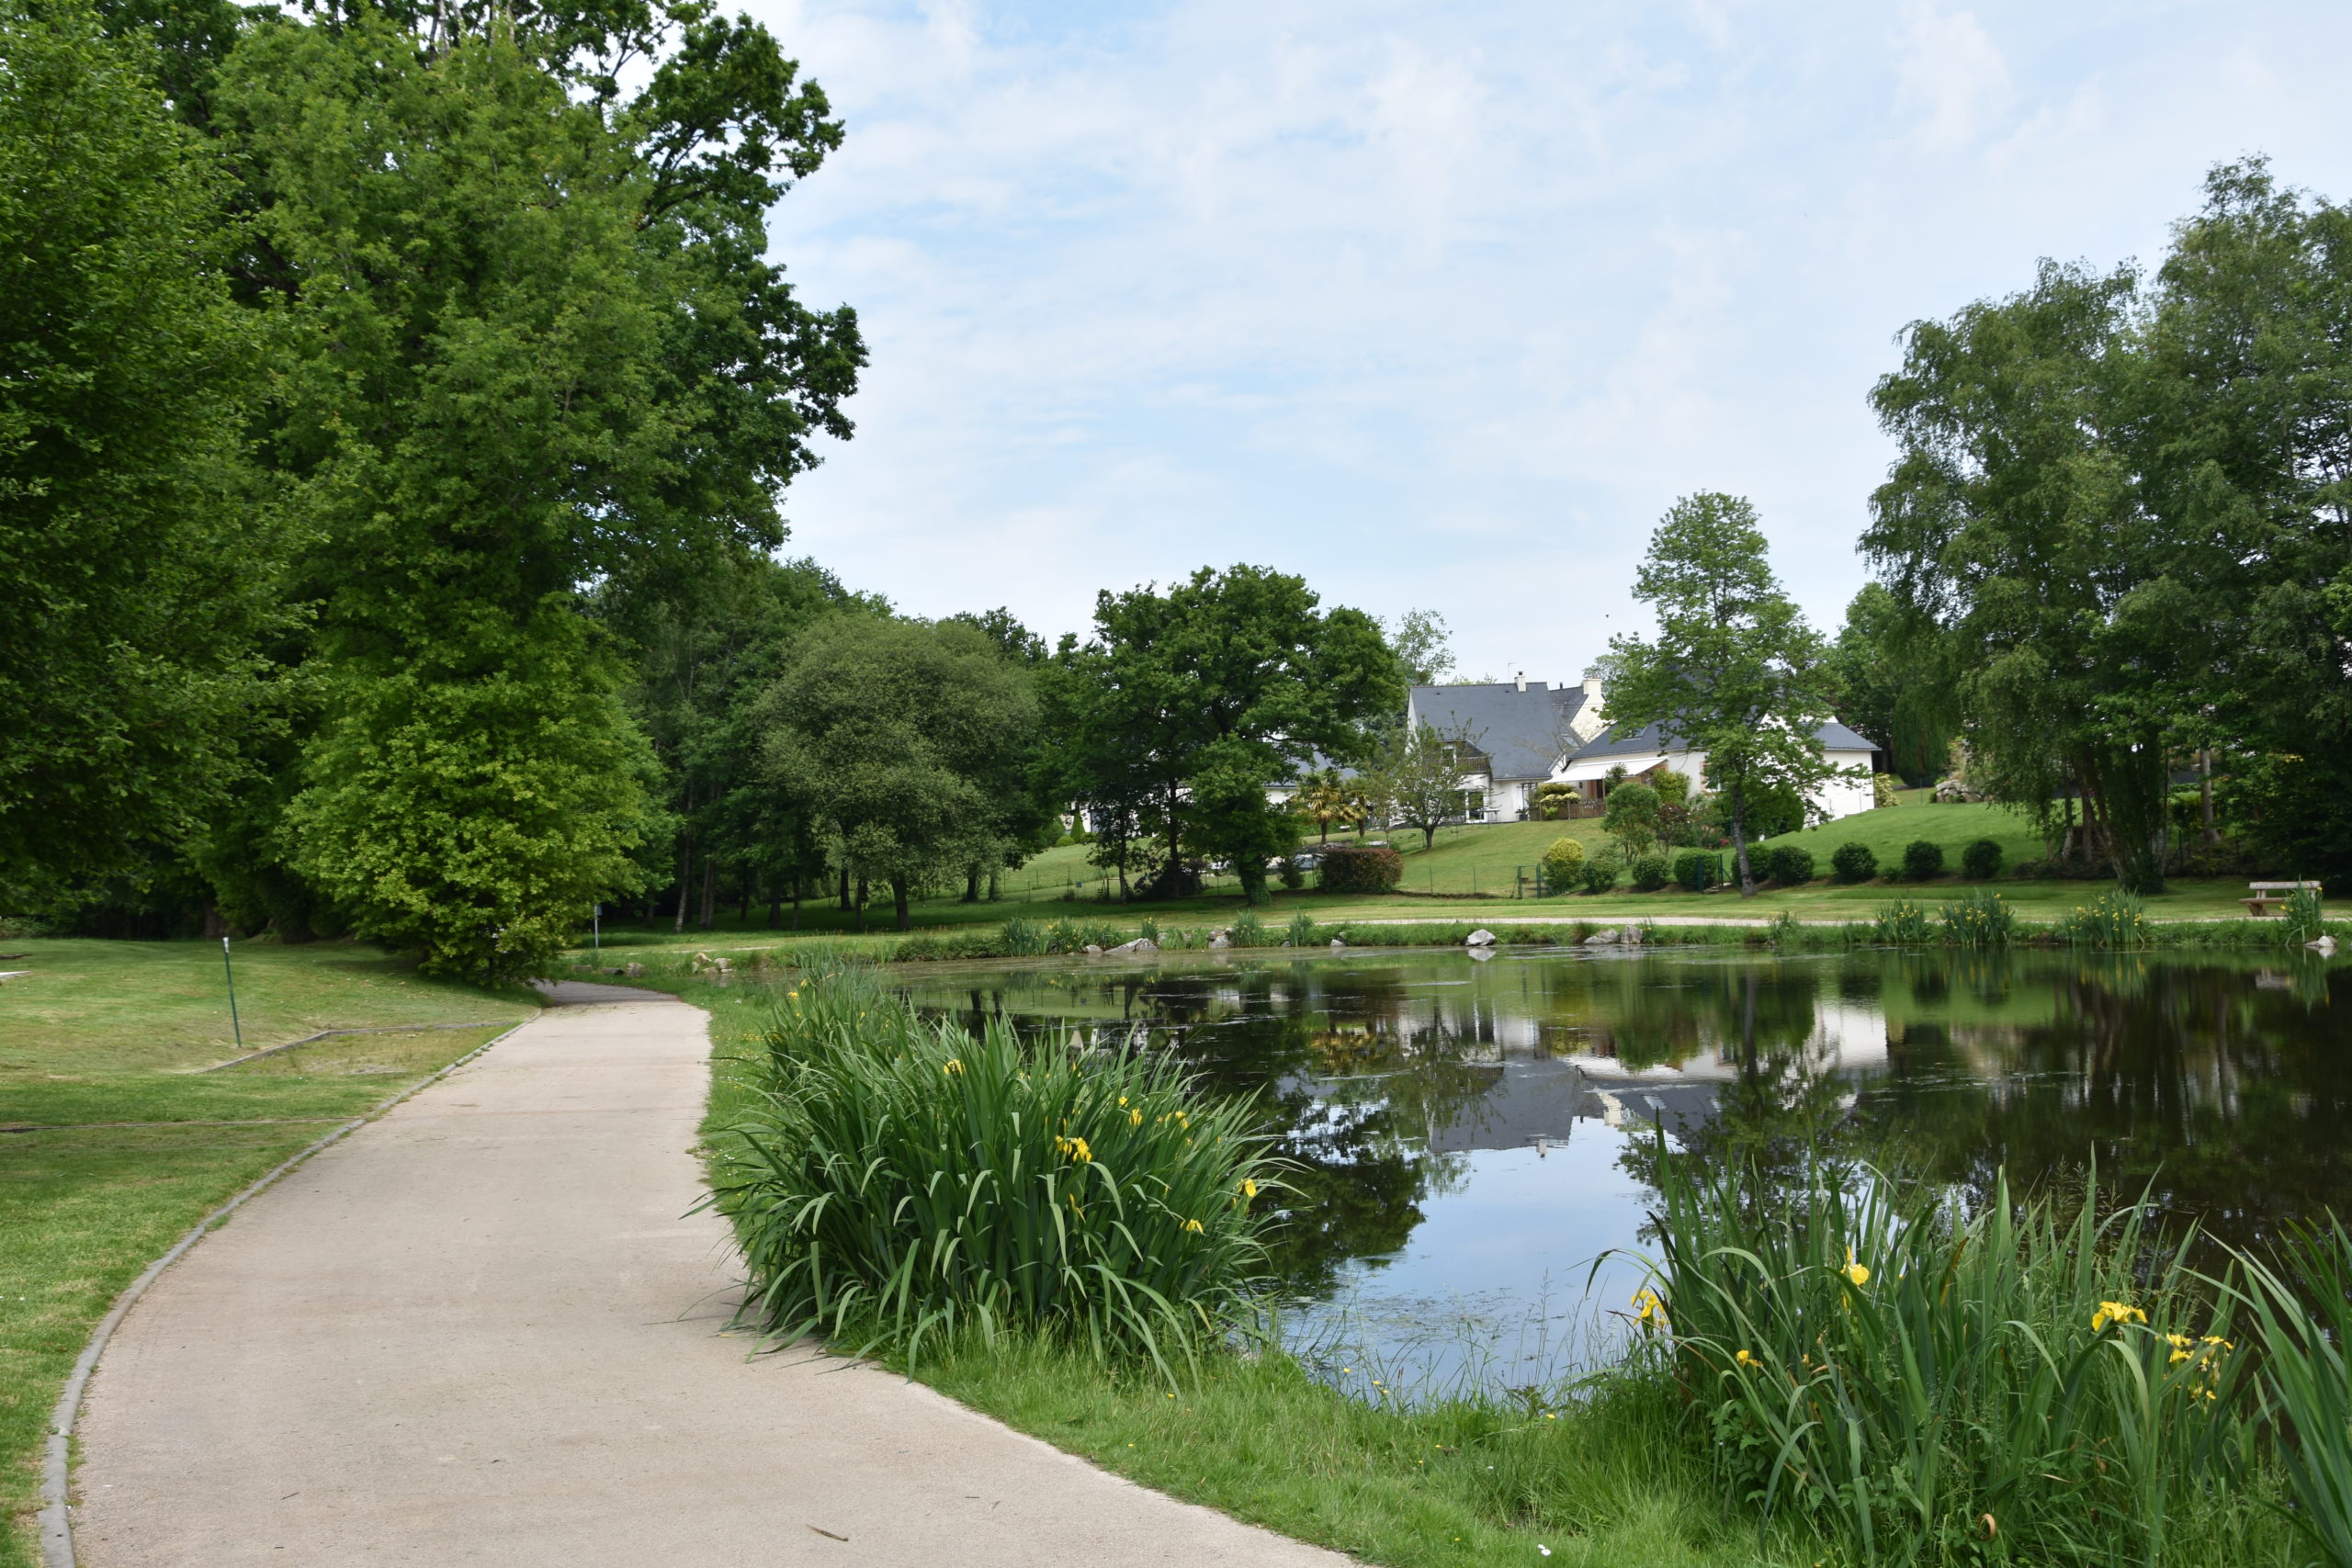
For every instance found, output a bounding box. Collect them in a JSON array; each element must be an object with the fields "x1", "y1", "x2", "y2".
[
  {"x1": 1761, "y1": 844, "x2": 1813, "y2": 886},
  {"x1": 1629, "y1": 852, "x2": 1671, "y2": 893},
  {"x1": 1824, "y1": 583, "x2": 1951, "y2": 785},
  {"x1": 1671, "y1": 850, "x2": 1717, "y2": 893},
  {"x1": 1830, "y1": 841, "x2": 1877, "y2": 884},
  {"x1": 1601, "y1": 781, "x2": 1660, "y2": 855},
  {"x1": 1580, "y1": 853, "x2": 1621, "y2": 894},
  {"x1": 1961, "y1": 836, "x2": 2004, "y2": 880},
  {"x1": 1317, "y1": 843, "x2": 1401, "y2": 894},
  {"x1": 709, "y1": 971, "x2": 1277, "y2": 1367},
  {"x1": 2230, "y1": 1219, "x2": 2352, "y2": 1568},
  {"x1": 1900, "y1": 840, "x2": 1945, "y2": 881},
  {"x1": 0, "y1": 0, "x2": 283, "y2": 901},
  {"x1": 1047, "y1": 567, "x2": 1402, "y2": 904}
]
